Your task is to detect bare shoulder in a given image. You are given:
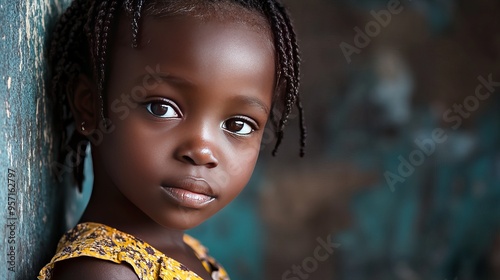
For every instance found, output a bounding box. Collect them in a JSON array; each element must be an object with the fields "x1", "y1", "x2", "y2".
[{"x1": 50, "y1": 257, "x2": 139, "y2": 280}]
